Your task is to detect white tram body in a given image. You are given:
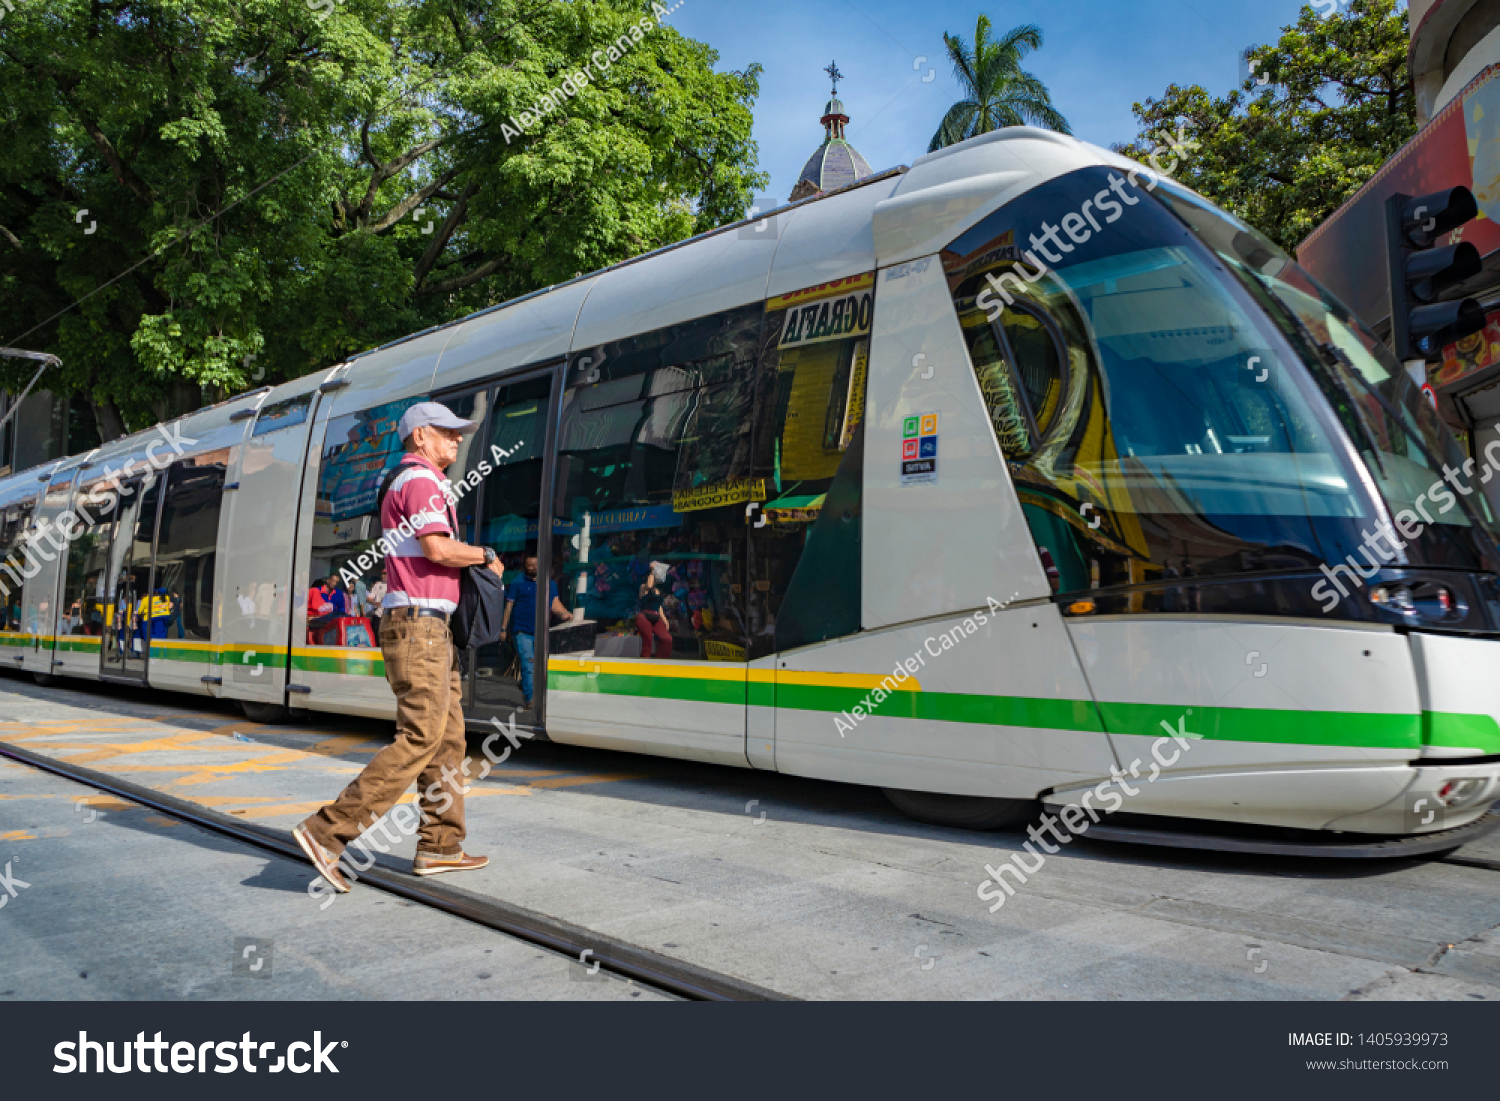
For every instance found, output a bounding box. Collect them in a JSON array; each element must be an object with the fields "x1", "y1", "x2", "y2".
[{"x1": 5, "y1": 127, "x2": 1500, "y2": 840}]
